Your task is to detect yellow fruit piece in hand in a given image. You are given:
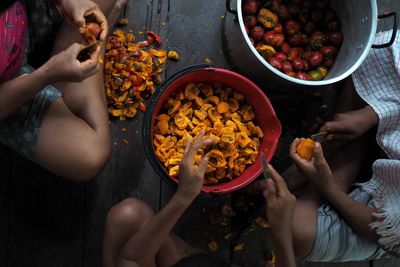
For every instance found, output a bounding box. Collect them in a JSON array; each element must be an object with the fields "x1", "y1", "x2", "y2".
[{"x1": 296, "y1": 138, "x2": 315, "y2": 160}]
